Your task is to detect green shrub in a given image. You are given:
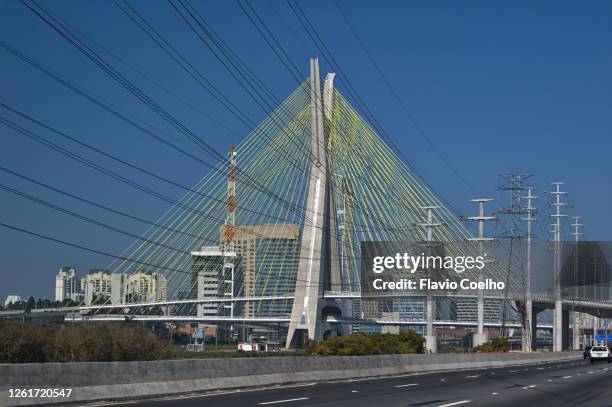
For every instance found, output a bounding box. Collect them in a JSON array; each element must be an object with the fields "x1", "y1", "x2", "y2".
[
  {"x1": 473, "y1": 337, "x2": 509, "y2": 353},
  {"x1": 0, "y1": 321, "x2": 171, "y2": 363},
  {"x1": 305, "y1": 331, "x2": 424, "y2": 356}
]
